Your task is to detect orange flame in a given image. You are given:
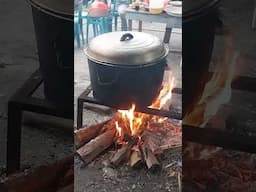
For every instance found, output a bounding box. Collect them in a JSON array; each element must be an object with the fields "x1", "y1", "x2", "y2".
[
  {"x1": 118, "y1": 104, "x2": 144, "y2": 136},
  {"x1": 115, "y1": 121, "x2": 122, "y2": 137},
  {"x1": 115, "y1": 71, "x2": 176, "y2": 137},
  {"x1": 183, "y1": 32, "x2": 241, "y2": 128},
  {"x1": 150, "y1": 70, "x2": 176, "y2": 109}
]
